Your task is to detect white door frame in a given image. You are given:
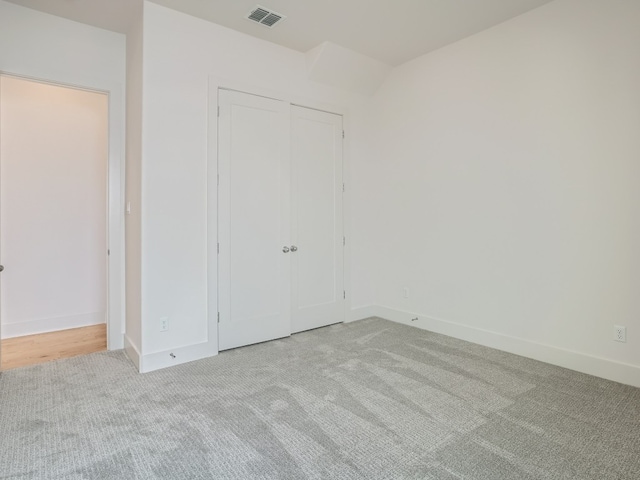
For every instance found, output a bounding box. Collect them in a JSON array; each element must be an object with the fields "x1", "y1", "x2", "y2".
[
  {"x1": 207, "y1": 77, "x2": 351, "y2": 353},
  {"x1": 0, "y1": 71, "x2": 125, "y2": 350}
]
